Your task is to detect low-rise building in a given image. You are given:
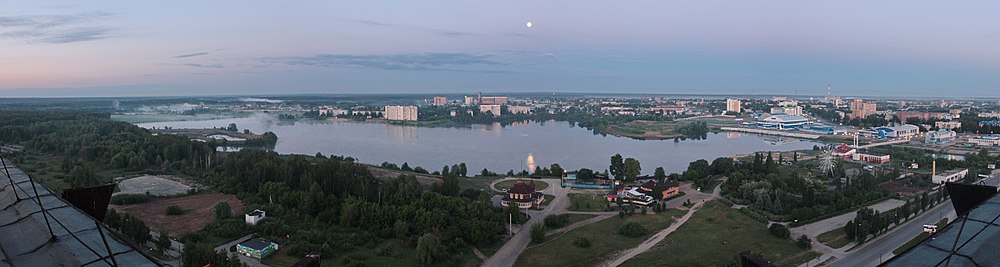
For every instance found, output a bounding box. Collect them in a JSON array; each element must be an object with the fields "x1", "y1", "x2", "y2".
[
  {"x1": 480, "y1": 104, "x2": 501, "y2": 116},
  {"x1": 501, "y1": 180, "x2": 544, "y2": 209},
  {"x1": 832, "y1": 144, "x2": 857, "y2": 157},
  {"x1": 480, "y1": 96, "x2": 508, "y2": 105},
  {"x1": 926, "y1": 129, "x2": 957, "y2": 144},
  {"x1": 508, "y1": 106, "x2": 532, "y2": 114},
  {"x1": 853, "y1": 151, "x2": 890, "y2": 164},
  {"x1": 858, "y1": 124, "x2": 920, "y2": 139},
  {"x1": 933, "y1": 169, "x2": 969, "y2": 184},
  {"x1": 752, "y1": 114, "x2": 810, "y2": 130},
  {"x1": 935, "y1": 121, "x2": 962, "y2": 130},
  {"x1": 770, "y1": 105, "x2": 803, "y2": 116},
  {"x1": 968, "y1": 135, "x2": 1000, "y2": 147},
  {"x1": 318, "y1": 108, "x2": 348, "y2": 116},
  {"x1": 237, "y1": 239, "x2": 279, "y2": 259},
  {"x1": 245, "y1": 209, "x2": 266, "y2": 225}
]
